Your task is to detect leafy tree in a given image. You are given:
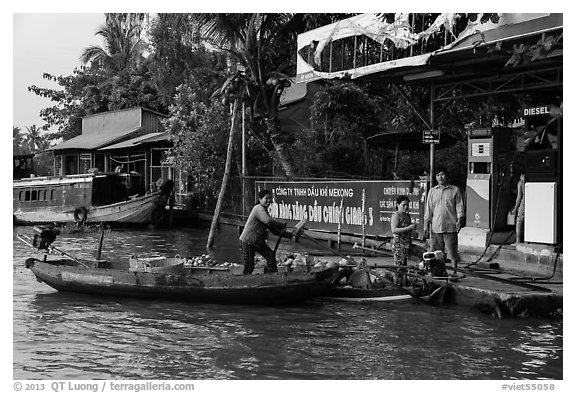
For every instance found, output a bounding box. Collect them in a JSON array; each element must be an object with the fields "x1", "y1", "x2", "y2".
[
  {"x1": 296, "y1": 82, "x2": 385, "y2": 177},
  {"x1": 13, "y1": 126, "x2": 27, "y2": 154},
  {"x1": 105, "y1": 62, "x2": 166, "y2": 112},
  {"x1": 28, "y1": 68, "x2": 108, "y2": 141},
  {"x1": 190, "y1": 13, "x2": 355, "y2": 177},
  {"x1": 147, "y1": 14, "x2": 228, "y2": 108},
  {"x1": 163, "y1": 82, "x2": 231, "y2": 199}
]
